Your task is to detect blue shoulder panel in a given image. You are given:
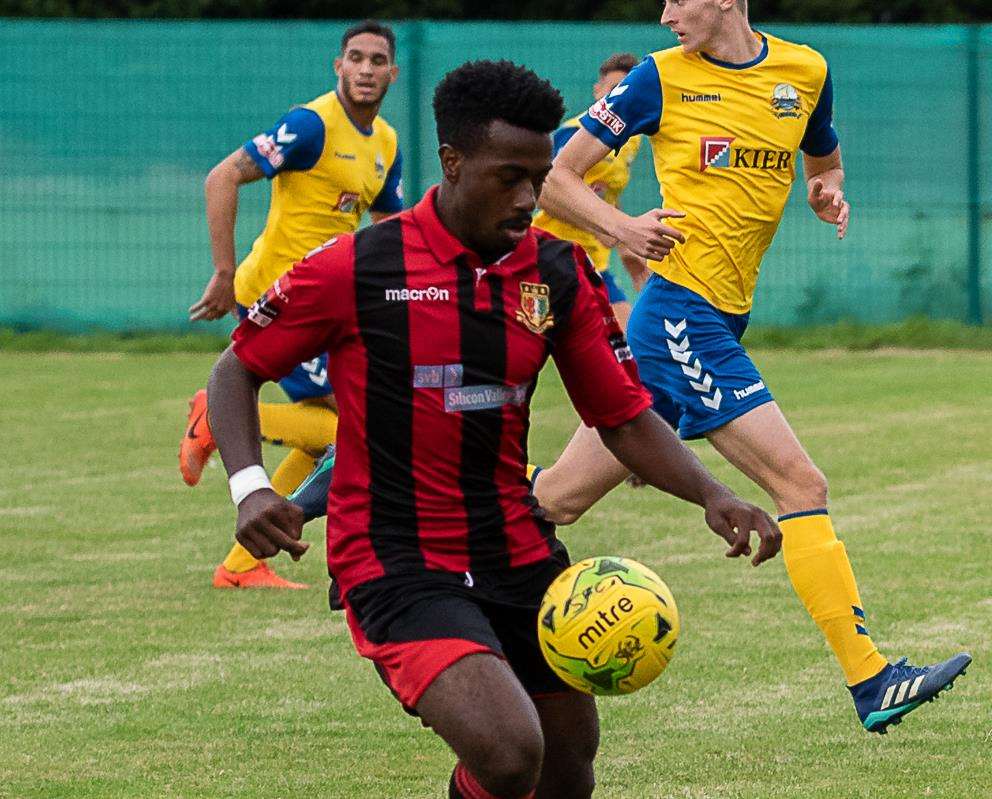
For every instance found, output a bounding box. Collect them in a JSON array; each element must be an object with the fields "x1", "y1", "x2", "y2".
[
  {"x1": 243, "y1": 106, "x2": 325, "y2": 178},
  {"x1": 800, "y1": 67, "x2": 839, "y2": 157},
  {"x1": 579, "y1": 56, "x2": 662, "y2": 151},
  {"x1": 551, "y1": 125, "x2": 579, "y2": 158},
  {"x1": 370, "y1": 147, "x2": 404, "y2": 214}
]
